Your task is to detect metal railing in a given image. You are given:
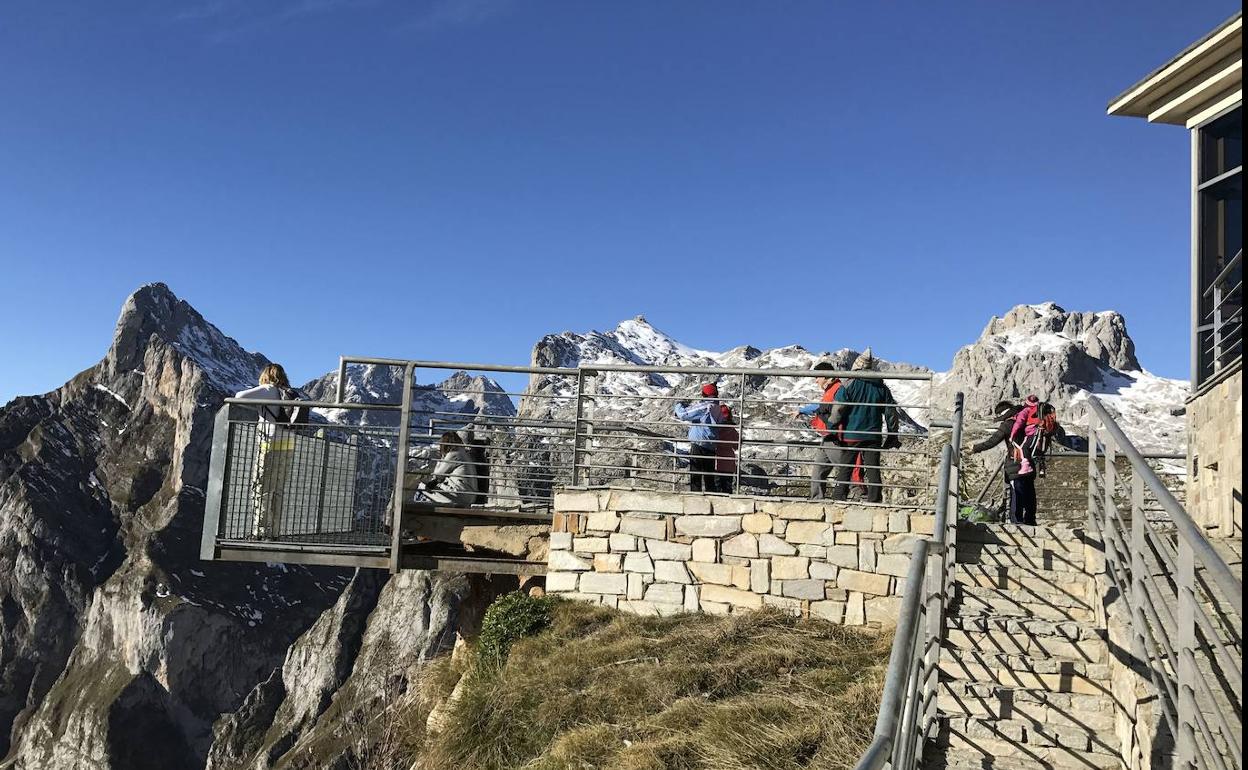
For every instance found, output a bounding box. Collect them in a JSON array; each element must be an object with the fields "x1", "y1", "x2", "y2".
[
  {"x1": 854, "y1": 393, "x2": 963, "y2": 770},
  {"x1": 1087, "y1": 396, "x2": 1243, "y2": 770},
  {"x1": 1197, "y1": 248, "x2": 1243, "y2": 391},
  {"x1": 203, "y1": 355, "x2": 946, "y2": 566}
]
